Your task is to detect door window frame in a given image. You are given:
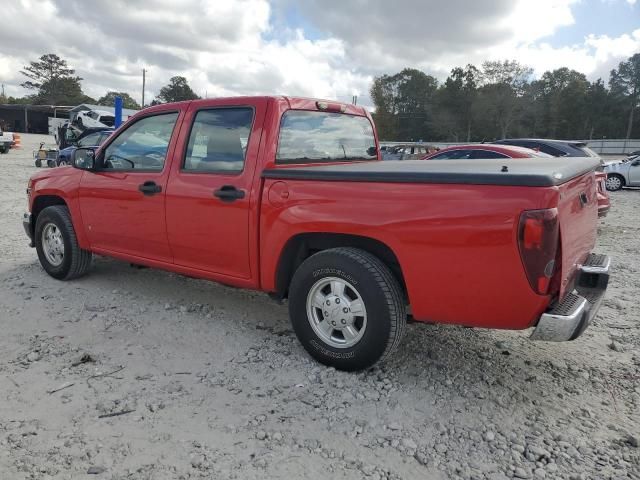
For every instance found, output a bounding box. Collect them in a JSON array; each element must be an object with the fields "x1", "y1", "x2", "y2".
[
  {"x1": 95, "y1": 111, "x2": 180, "y2": 173},
  {"x1": 179, "y1": 105, "x2": 256, "y2": 176}
]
